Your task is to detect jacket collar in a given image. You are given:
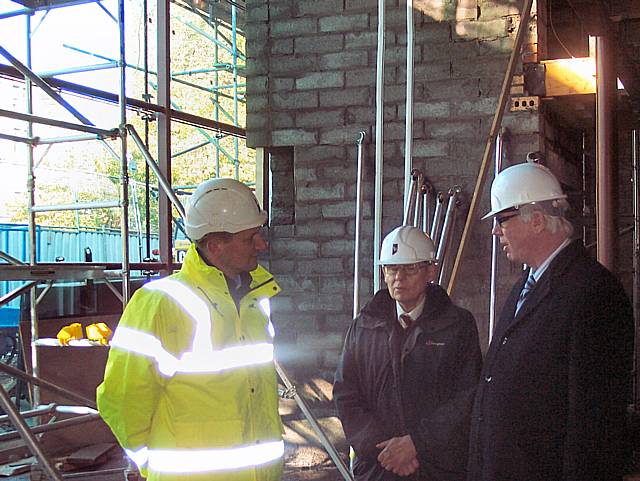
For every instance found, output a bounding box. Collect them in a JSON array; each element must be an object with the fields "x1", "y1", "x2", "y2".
[
  {"x1": 180, "y1": 244, "x2": 280, "y2": 298},
  {"x1": 359, "y1": 283, "x2": 457, "y2": 332},
  {"x1": 498, "y1": 239, "x2": 582, "y2": 333}
]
